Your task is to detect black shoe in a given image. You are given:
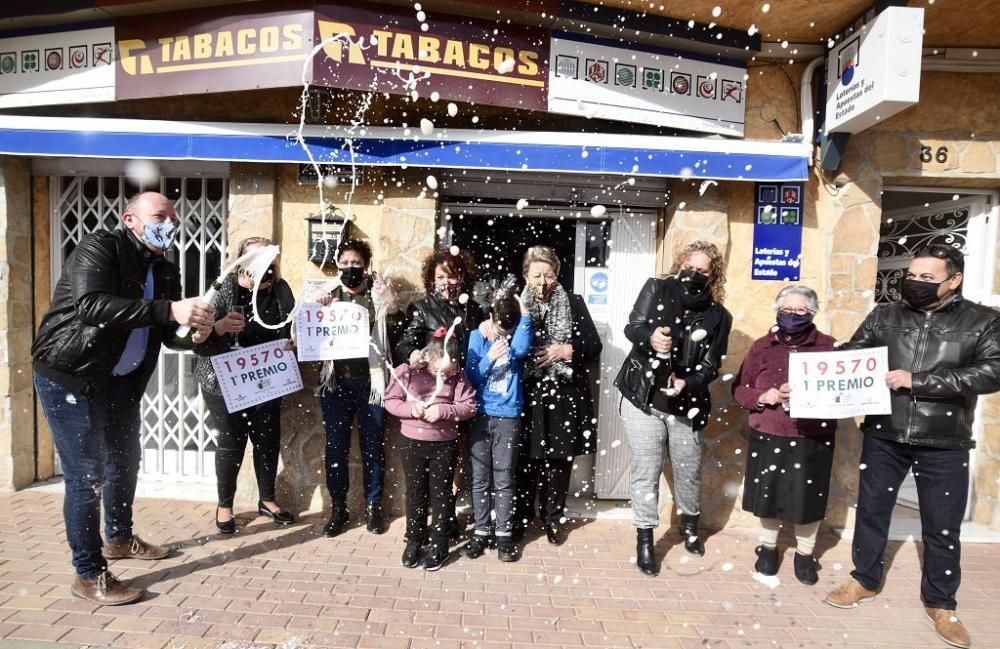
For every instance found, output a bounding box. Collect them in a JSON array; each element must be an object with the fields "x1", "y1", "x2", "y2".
[
  {"x1": 679, "y1": 514, "x2": 704, "y2": 556},
  {"x1": 323, "y1": 502, "x2": 349, "y2": 538},
  {"x1": 794, "y1": 552, "x2": 819, "y2": 585},
  {"x1": 401, "y1": 542, "x2": 422, "y2": 568},
  {"x1": 754, "y1": 545, "x2": 780, "y2": 576},
  {"x1": 422, "y1": 543, "x2": 449, "y2": 571},
  {"x1": 461, "y1": 534, "x2": 491, "y2": 559},
  {"x1": 636, "y1": 528, "x2": 658, "y2": 577},
  {"x1": 365, "y1": 500, "x2": 386, "y2": 535},
  {"x1": 258, "y1": 502, "x2": 294, "y2": 525},
  {"x1": 497, "y1": 537, "x2": 520, "y2": 562},
  {"x1": 545, "y1": 524, "x2": 564, "y2": 546},
  {"x1": 215, "y1": 507, "x2": 235, "y2": 535}
]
